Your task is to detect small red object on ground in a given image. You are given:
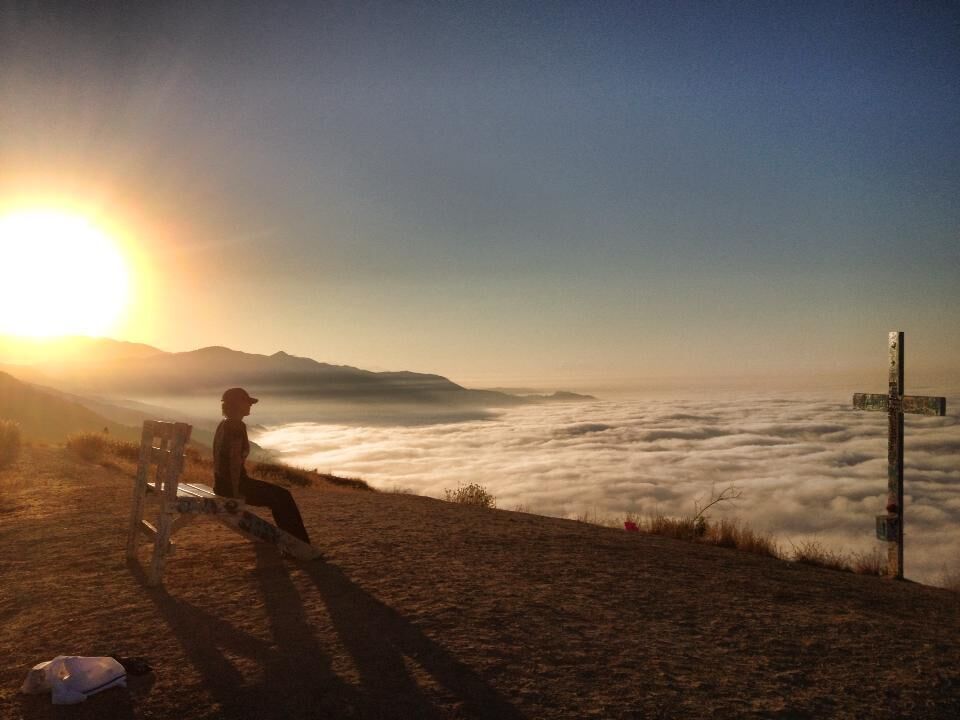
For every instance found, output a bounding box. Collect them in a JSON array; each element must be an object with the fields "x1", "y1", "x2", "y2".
[{"x1": 624, "y1": 521, "x2": 639, "y2": 533}]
